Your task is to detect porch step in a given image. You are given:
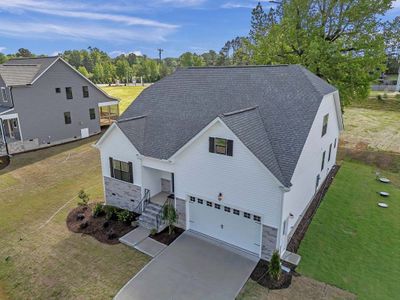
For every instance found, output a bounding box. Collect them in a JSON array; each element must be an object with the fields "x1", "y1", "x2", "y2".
[{"x1": 138, "y1": 202, "x2": 164, "y2": 230}]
